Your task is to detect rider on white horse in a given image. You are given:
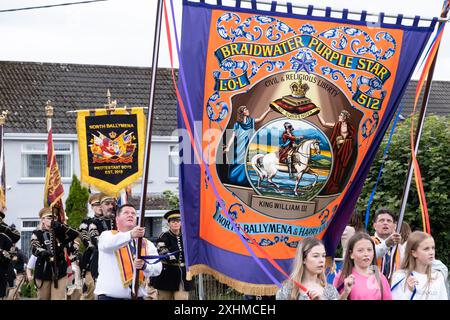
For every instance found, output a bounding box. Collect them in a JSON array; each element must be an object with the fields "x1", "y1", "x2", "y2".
[{"x1": 278, "y1": 122, "x2": 303, "y2": 178}]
